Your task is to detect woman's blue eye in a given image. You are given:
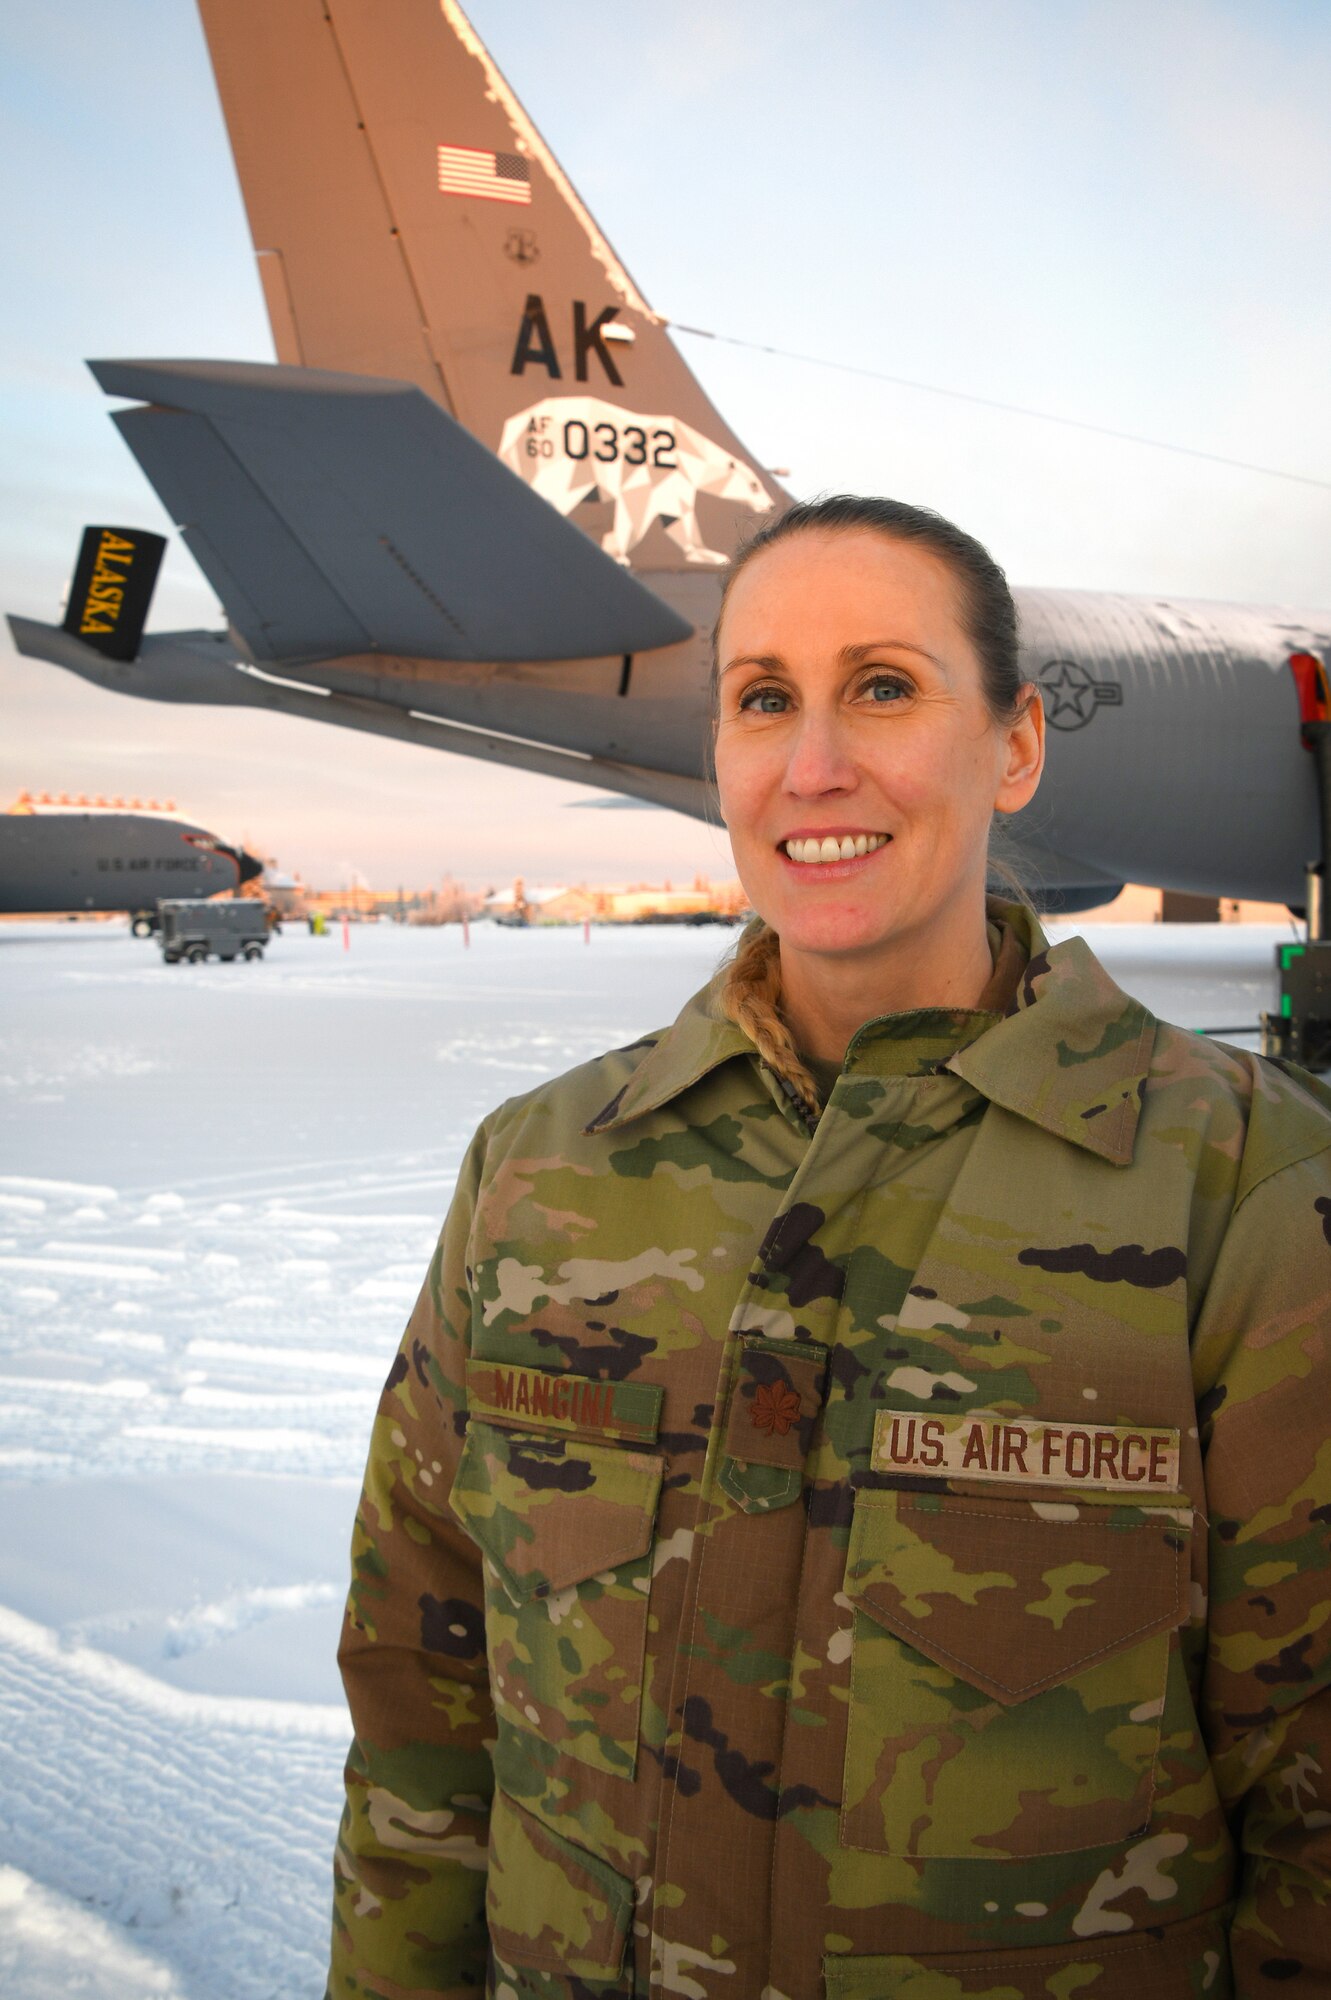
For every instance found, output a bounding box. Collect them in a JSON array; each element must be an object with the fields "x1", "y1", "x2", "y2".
[
  {"x1": 741, "y1": 686, "x2": 788, "y2": 713},
  {"x1": 866, "y1": 677, "x2": 909, "y2": 703}
]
